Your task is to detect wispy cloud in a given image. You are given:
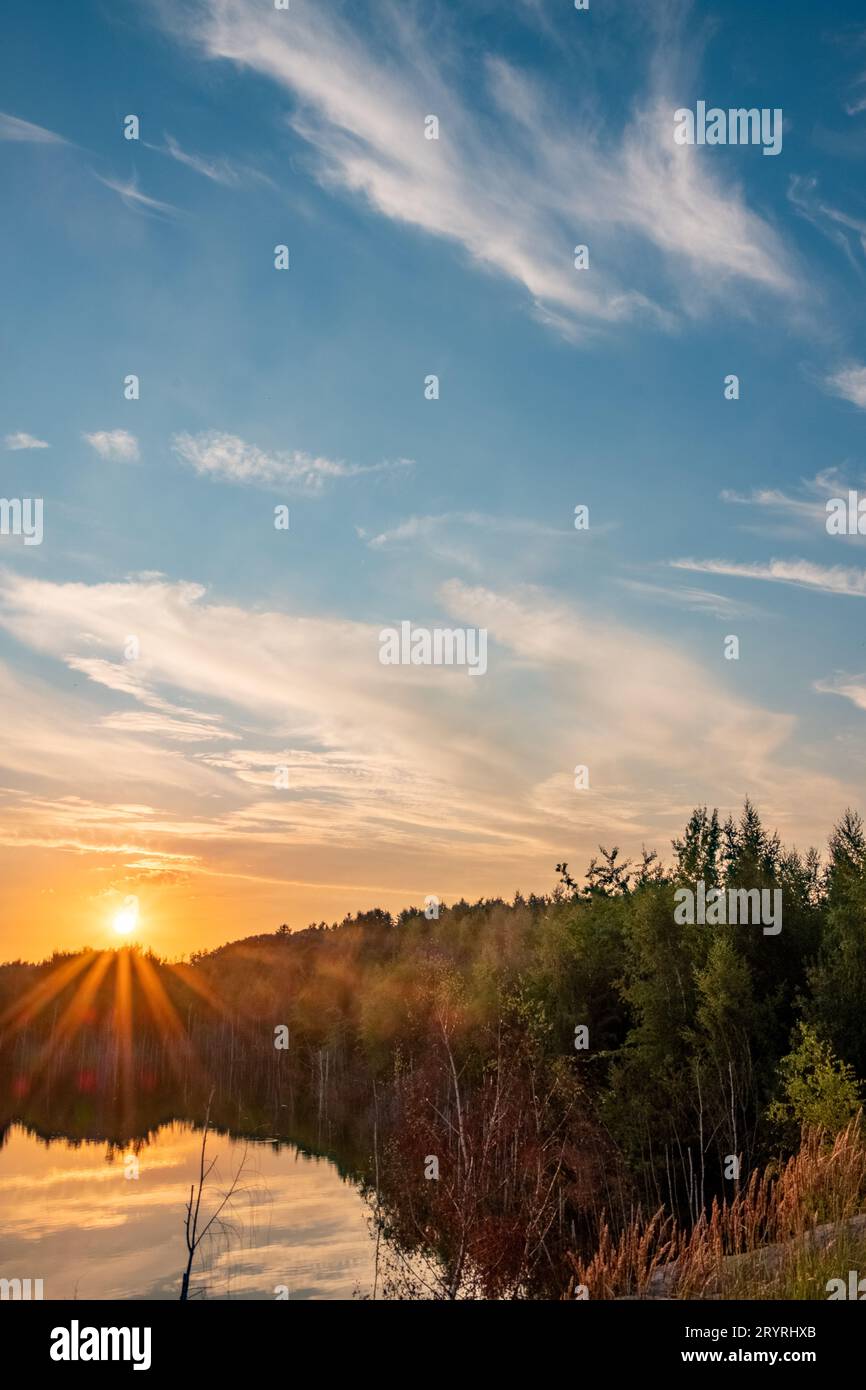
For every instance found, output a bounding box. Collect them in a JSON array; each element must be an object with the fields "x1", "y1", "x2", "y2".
[
  {"x1": 824, "y1": 363, "x2": 866, "y2": 409},
  {"x1": 148, "y1": 132, "x2": 273, "y2": 188},
  {"x1": 165, "y1": 0, "x2": 796, "y2": 340},
  {"x1": 843, "y1": 49, "x2": 866, "y2": 117},
  {"x1": 814, "y1": 673, "x2": 866, "y2": 711},
  {"x1": 100, "y1": 711, "x2": 240, "y2": 742},
  {"x1": 172, "y1": 431, "x2": 410, "y2": 492},
  {"x1": 82, "y1": 430, "x2": 140, "y2": 462},
  {"x1": 788, "y1": 175, "x2": 866, "y2": 274},
  {"x1": 94, "y1": 174, "x2": 177, "y2": 217},
  {"x1": 157, "y1": 132, "x2": 241, "y2": 185},
  {"x1": 617, "y1": 578, "x2": 757, "y2": 619},
  {"x1": 66, "y1": 655, "x2": 226, "y2": 726},
  {"x1": 4, "y1": 432, "x2": 49, "y2": 451},
  {"x1": 360, "y1": 512, "x2": 567, "y2": 550},
  {"x1": 0, "y1": 111, "x2": 66, "y2": 144},
  {"x1": 0, "y1": 569, "x2": 851, "y2": 897},
  {"x1": 67, "y1": 656, "x2": 172, "y2": 709},
  {"x1": 671, "y1": 557, "x2": 866, "y2": 597},
  {"x1": 66, "y1": 654, "x2": 238, "y2": 746},
  {"x1": 719, "y1": 470, "x2": 847, "y2": 531}
]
